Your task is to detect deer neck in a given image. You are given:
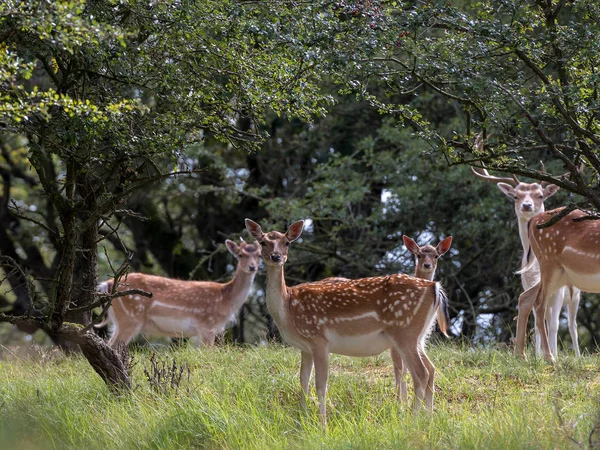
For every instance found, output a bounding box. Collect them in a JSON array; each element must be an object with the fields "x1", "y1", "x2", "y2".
[
  {"x1": 223, "y1": 266, "x2": 256, "y2": 312},
  {"x1": 517, "y1": 215, "x2": 534, "y2": 266},
  {"x1": 264, "y1": 264, "x2": 290, "y2": 327},
  {"x1": 517, "y1": 214, "x2": 541, "y2": 290},
  {"x1": 414, "y1": 268, "x2": 435, "y2": 281}
]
